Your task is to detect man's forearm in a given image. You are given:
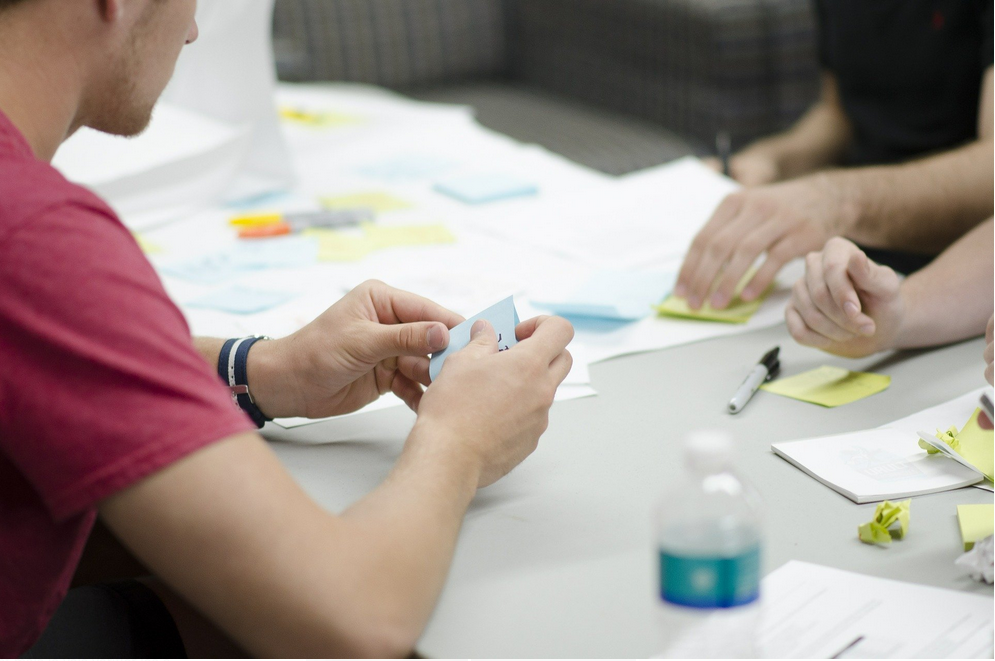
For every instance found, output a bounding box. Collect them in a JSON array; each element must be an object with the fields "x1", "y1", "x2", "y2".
[
  {"x1": 840, "y1": 140, "x2": 994, "y2": 252},
  {"x1": 741, "y1": 73, "x2": 853, "y2": 180},
  {"x1": 895, "y1": 219, "x2": 994, "y2": 349}
]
